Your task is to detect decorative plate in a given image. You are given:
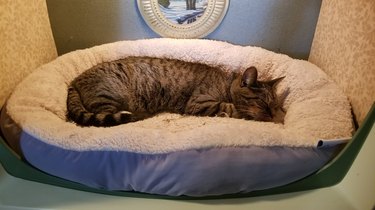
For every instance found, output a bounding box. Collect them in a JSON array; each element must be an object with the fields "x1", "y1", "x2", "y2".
[{"x1": 137, "y1": 0, "x2": 229, "y2": 38}]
